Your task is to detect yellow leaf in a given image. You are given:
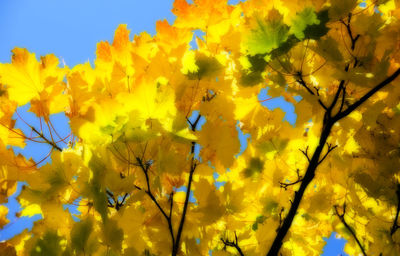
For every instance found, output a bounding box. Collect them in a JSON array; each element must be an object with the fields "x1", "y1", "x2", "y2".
[{"x1": 20, "y1": 204, "x2": 42, "y2": 217}]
